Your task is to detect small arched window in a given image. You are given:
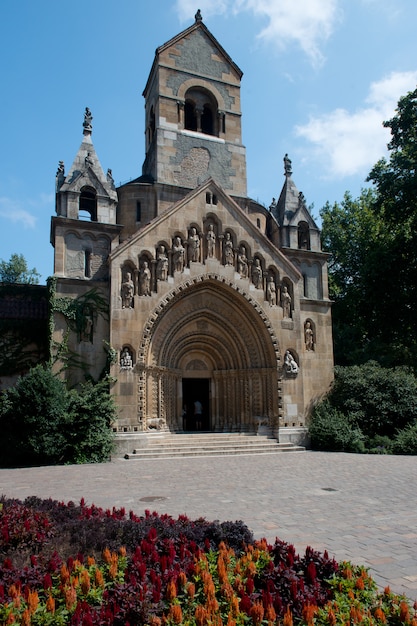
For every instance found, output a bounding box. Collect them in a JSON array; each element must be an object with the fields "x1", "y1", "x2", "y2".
[
  {"x1": 184, "y1": 88, "x2": 218, "y2": 136},
  {"x1": 79, "y1": 187, "x2": 97, "y2": 221},
  {"x1": 298, "y1": 221, "x2": 310, "y2": 250}
]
